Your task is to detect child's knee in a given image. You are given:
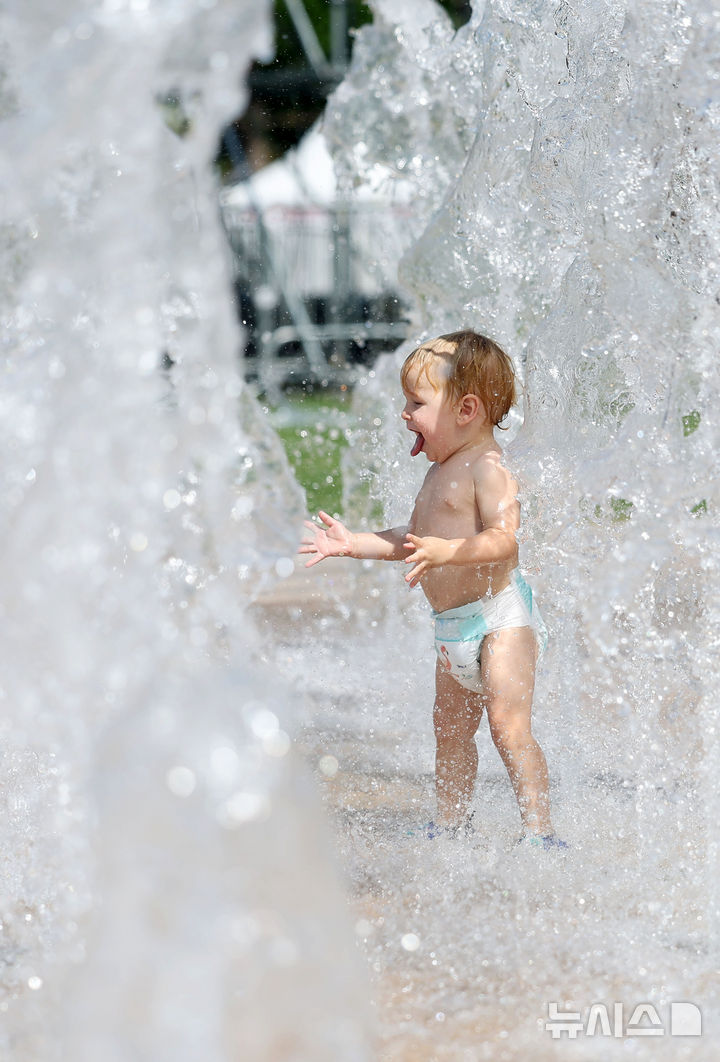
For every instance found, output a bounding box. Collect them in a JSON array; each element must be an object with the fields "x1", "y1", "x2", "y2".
[
  {"x1": 434, "y1": 715, "x2": 481, "y2": 745},
  {"x1": 434, "y1": 700, "x2": 483, "y2": 744},
  {"x1": 433, "y1": 686, "x2": 484, "y2": 739},
  {"x1": 488, "y1": 713, "x2": 532, "y2": 753}
]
